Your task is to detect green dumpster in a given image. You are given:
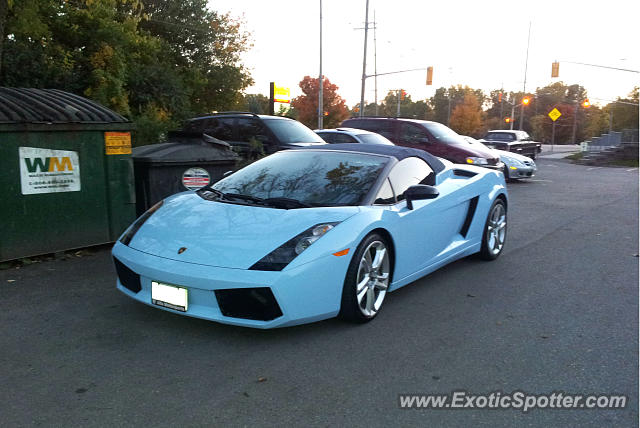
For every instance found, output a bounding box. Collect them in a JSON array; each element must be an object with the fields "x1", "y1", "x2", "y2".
[{"x1": 0, "y1": 88, "x2": 136, "y2": 261}]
